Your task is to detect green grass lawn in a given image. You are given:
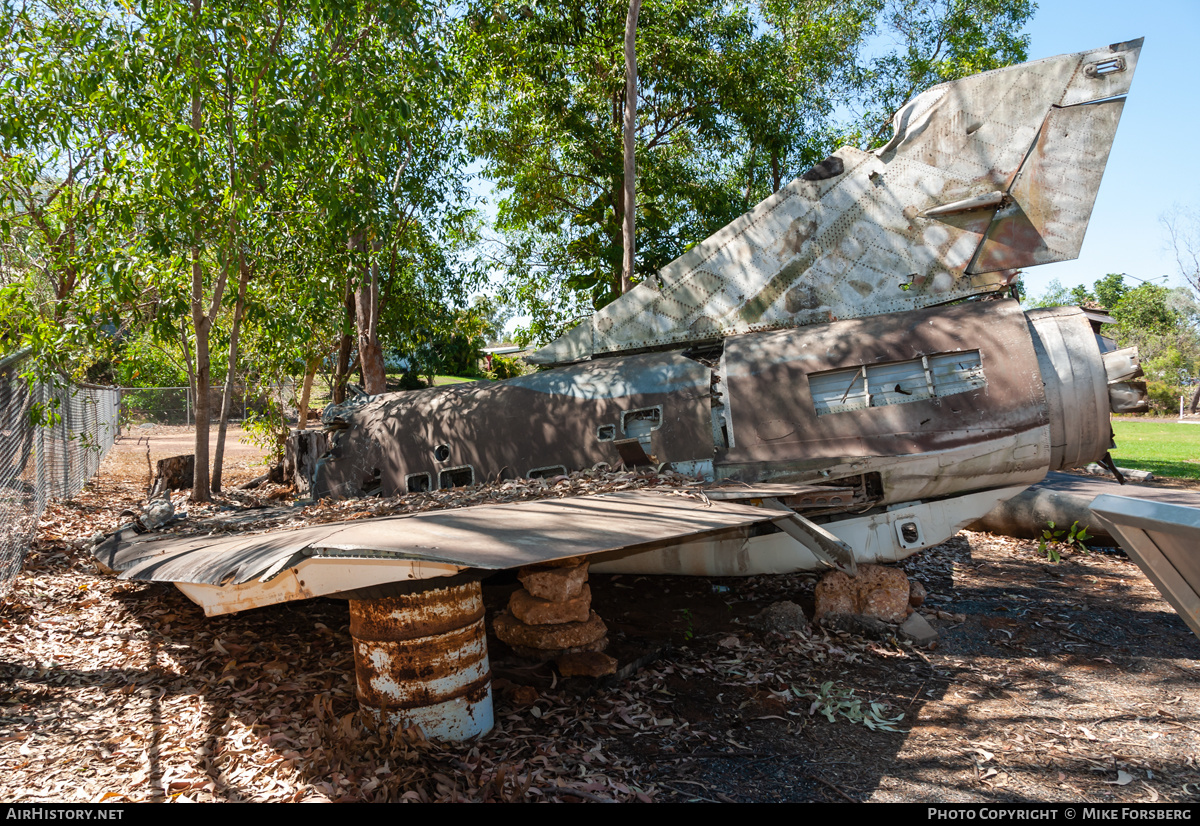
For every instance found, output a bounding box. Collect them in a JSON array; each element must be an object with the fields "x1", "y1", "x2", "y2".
[{"x1": 1109, "y1": 419, "x2": 1200, "y2": 480}]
